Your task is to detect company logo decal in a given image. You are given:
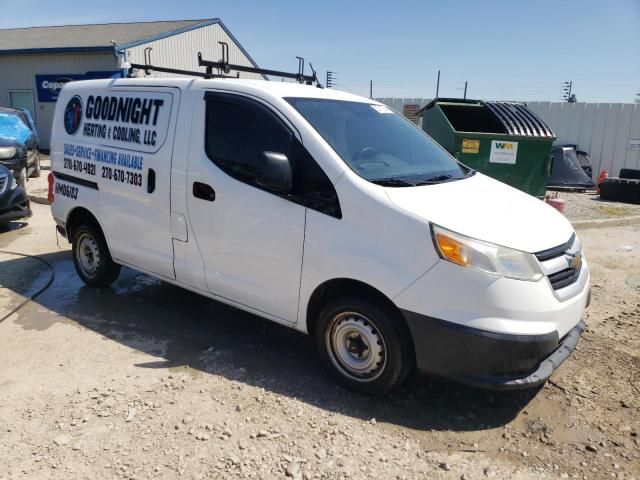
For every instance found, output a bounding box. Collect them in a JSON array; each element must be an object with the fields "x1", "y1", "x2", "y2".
[
  {"x1": 489, "y1": 140, "x2": 518, "y2": 164},
  {"x1": 64, "y1": 96, "x2": 83, "y2": 135},
  {"x1": 42, "y1": 78, "x2": 73, "y2": 94}
]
